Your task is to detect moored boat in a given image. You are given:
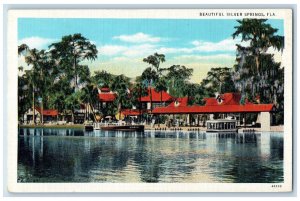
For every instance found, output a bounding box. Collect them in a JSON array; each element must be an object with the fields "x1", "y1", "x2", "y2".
[
  {"x1": 206, "y1": 119, "x2": 238, "y2": 132},
  {"x1": 84, "y1": 124, "x2": 94, "y2": 131},
  {"x1": 93, "y1": 122, "x2": 144, "y2": 132},
  {"x1": 84, "y1": 121, "x2": 94, "y2": 131},
  {"x1": 101, "y1": 125, "x2": 144, "y2": 132}
]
